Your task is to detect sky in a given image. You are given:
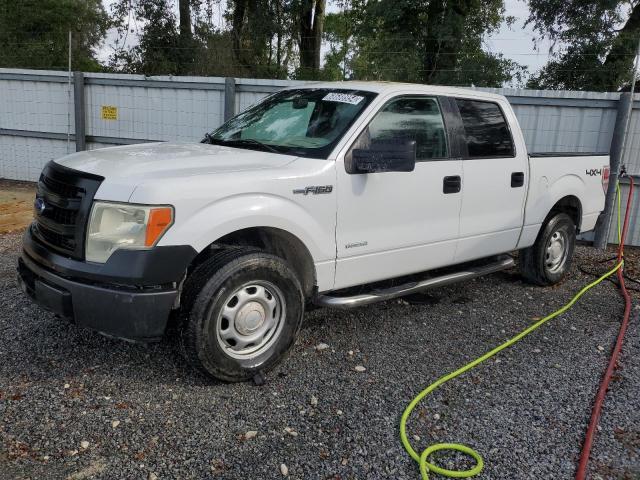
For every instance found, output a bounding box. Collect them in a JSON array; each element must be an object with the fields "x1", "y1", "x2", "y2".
[
  {"x1": 487, "y1": 0, "x2": 554, "y2": 75},
  {"x1": 99, "y1": 0, "x2": 555, "y2": 81}
]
